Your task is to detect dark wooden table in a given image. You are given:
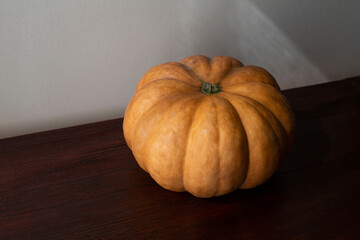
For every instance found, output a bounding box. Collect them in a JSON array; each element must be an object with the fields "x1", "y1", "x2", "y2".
[{"x1": 1, "y1": 77, "x2": 359, "y2": 240}]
